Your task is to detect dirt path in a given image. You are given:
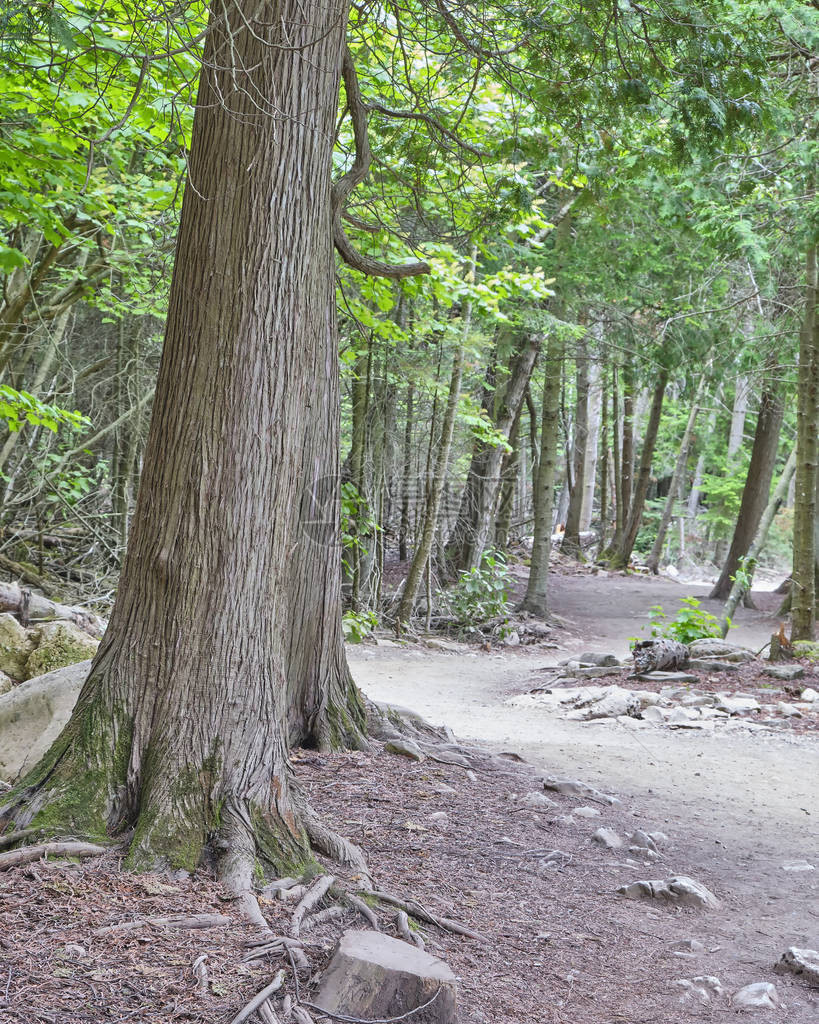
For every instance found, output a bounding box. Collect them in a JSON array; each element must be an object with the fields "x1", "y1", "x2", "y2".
[{"x1": 349, "y1": 573, "x2": 819, "y2": 1019}]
